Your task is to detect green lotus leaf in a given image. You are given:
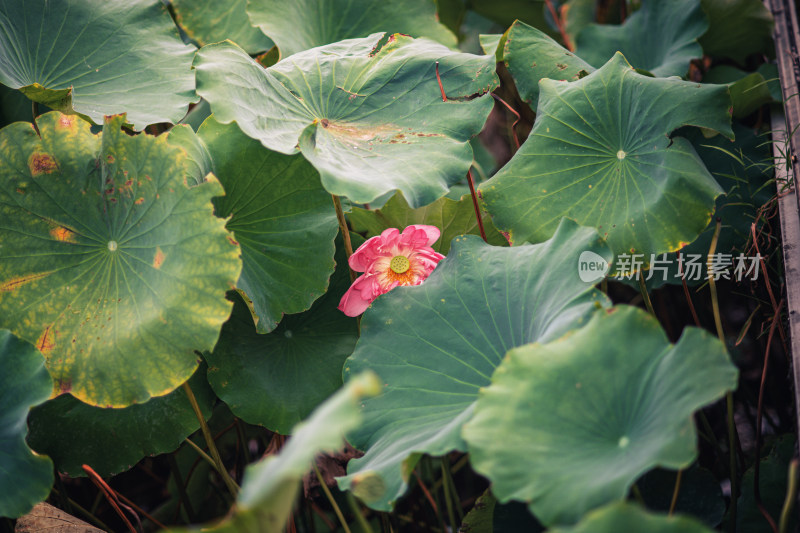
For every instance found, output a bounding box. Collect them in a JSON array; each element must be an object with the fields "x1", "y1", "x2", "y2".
[
  {"x1": 26, "y1": 366, "x2": 215, "y2": 478},
  {"x1": 205, "y1": 235, "x2": 359, "y2": 434},
  {"x1": 436, "y1": 0, "x2": 467, "y2": 35},
  {"x1": 348, "y1": 191, "x2": 507, "y2": 254},
  {"x1": 460, "y1": 489, "x2": 497, "y2": 533},
  {"x1": 166, "y1": 372, "x2": 381, "y2": 533},
  {"x1": 704, "y1": 66, "x2": 774, "y2": 118},
  {"x1": 166, "y1": 124, "x2": 214, "y2": 187},
  {"x1": 479, "y1": 53, "x2": 732, "y2": 268},
  {"x1": 172, "y1": 0, "x2": 273, "y2": 54},
  {"x1": 470, "y1": 0, "x2": 554, "y2": 38},
  {"x1": 197, "y1": 116, "x2": 338, "y2": 333},
  {"x1": 563, "y1": 0, "x2": 596, "y2": 42},
  {"x1": 479, "y1": 34, "x2": 504, "y2": 61},
  {"x1": 502, "y1": 21, "x2": 593, "y2": 109},
  {"x1": 546, "y1": 503, "x2": 716, "y2": 533},
  {"x1": 193, "y1": 35, "x2": 498, "y2": 207},
  {"x1": 463, "y1": 306, "x2": 738, "y2": 526},
  {"x1": 699, "y1": 0, "x2": 774, "y2": 64},
  {"x1": 0, "y1": 0, "x2": 197, "y2": 130},
  {"x1": 337, "y1": 219, "x2": 611, "y2": 510},
  {"x1": 0, "y1": 330, "x2": 53, "y2": 519},
  {"x1": 575, "y1": 0, "x2": 707, "y2": 77},
  {"x1": 757, "y1": 63, "x2": 782, "y2": 102},
  {"x1": 0, "y1": 112, "x2": 241, "y2": 407},
  {"x1": 246, "y1": 0, "x2": 456, "y2": 57}
]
